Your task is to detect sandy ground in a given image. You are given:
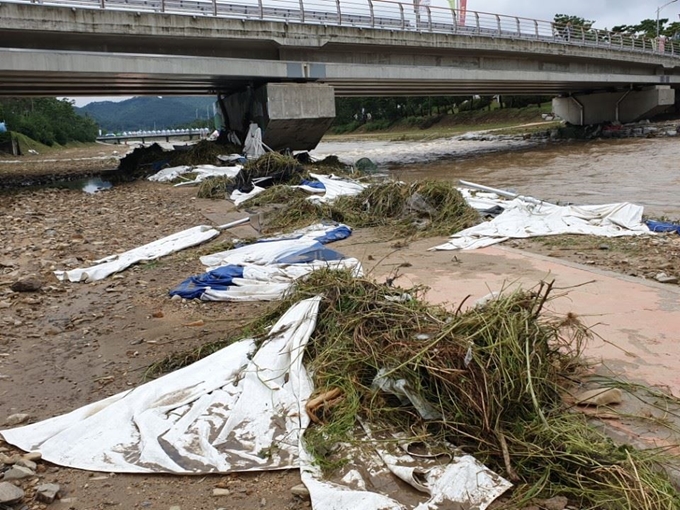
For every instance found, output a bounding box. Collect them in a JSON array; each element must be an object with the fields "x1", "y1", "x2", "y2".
[{"x1": 1, "y1": 164, "x2": 680, "y2": 508}]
